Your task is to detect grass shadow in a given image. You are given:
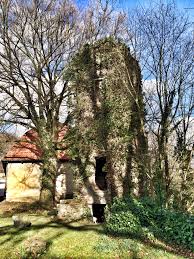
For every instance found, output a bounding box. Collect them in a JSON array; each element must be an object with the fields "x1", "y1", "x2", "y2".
[
  {"x1": 0, "y1": 201, "x2": 193, "y2": 258},
  {"x1": 105, "y1": 231, "x2": 194, "y2": 258},
  {"x1": 0, "y1": 216, "x2": 192, "y2": 258},
  {"x1": 0, "y1": 201, "x2": 48, "y2": 218},
  {"x1": 0, "y1": 216, "x2": 104, "y2": 246}
]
